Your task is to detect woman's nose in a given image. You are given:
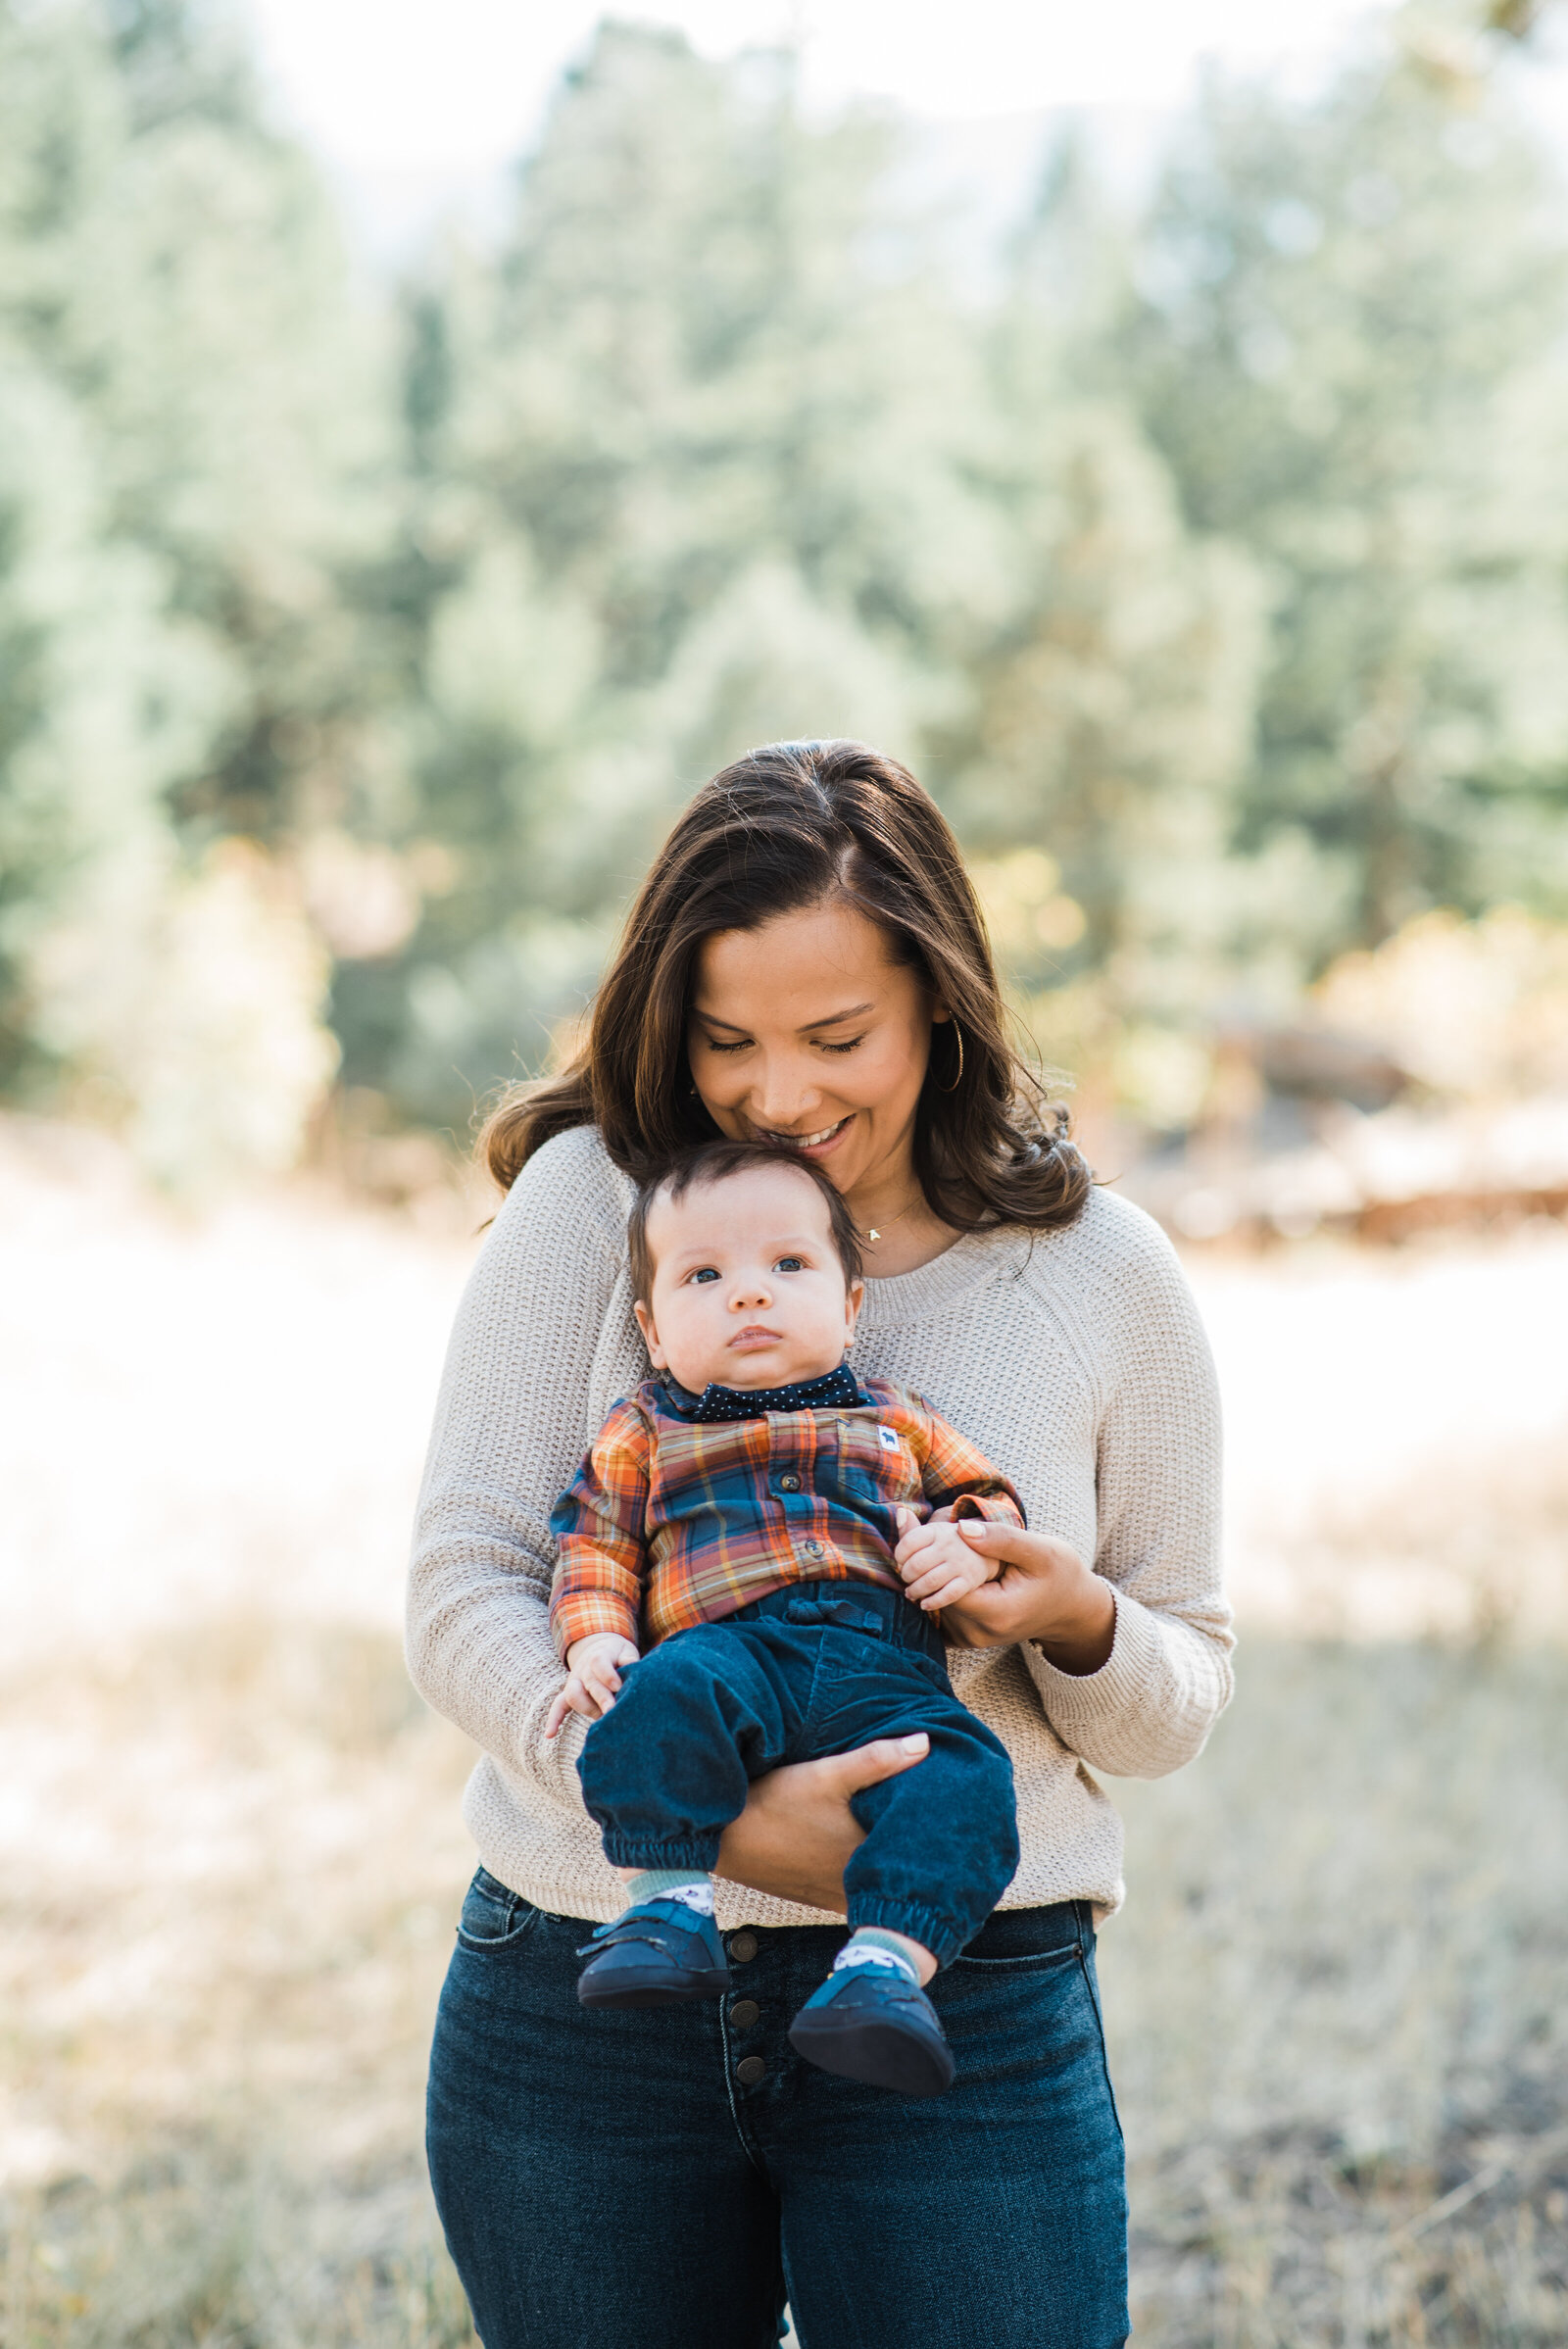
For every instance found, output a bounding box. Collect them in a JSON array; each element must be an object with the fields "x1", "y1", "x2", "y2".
[{"x1": 745, "y1": 1053, "x2": 820, "y2": 1131}]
